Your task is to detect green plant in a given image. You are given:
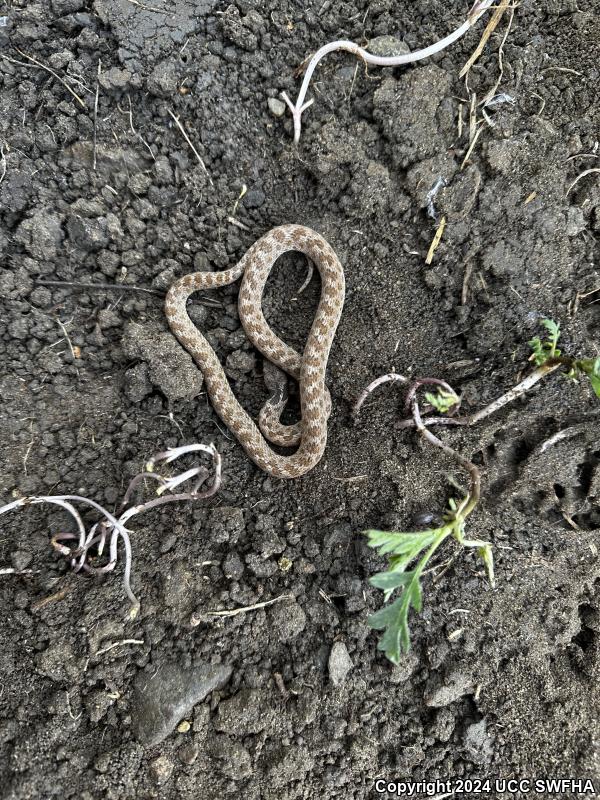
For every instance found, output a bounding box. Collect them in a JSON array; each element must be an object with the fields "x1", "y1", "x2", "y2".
[
  {"x1": 357, "y1": 318, "x2": 599, "y2": 665},
  {"x1": 529, "y1": 317, "x2": 600, "y2": 398},
  {"x1": 528, "y1": 318, "x2": 561, "y2": 365},
  {"x1": 366, "y1": 501, "x2": 494, "y2": 664}
]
